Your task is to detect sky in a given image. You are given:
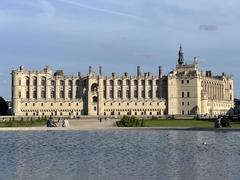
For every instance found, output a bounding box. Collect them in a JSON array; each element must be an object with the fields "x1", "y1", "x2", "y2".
[{"x1": 0, "y1": 0, "x2": 240, "y2": 100}]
